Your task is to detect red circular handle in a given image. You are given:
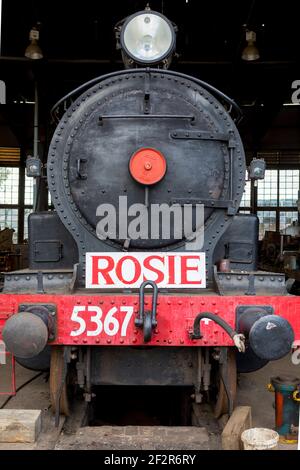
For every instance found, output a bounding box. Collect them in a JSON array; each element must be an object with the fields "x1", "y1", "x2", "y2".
[{"x1": 129, "y1": 148, "x2": 167, "y2": 185}]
